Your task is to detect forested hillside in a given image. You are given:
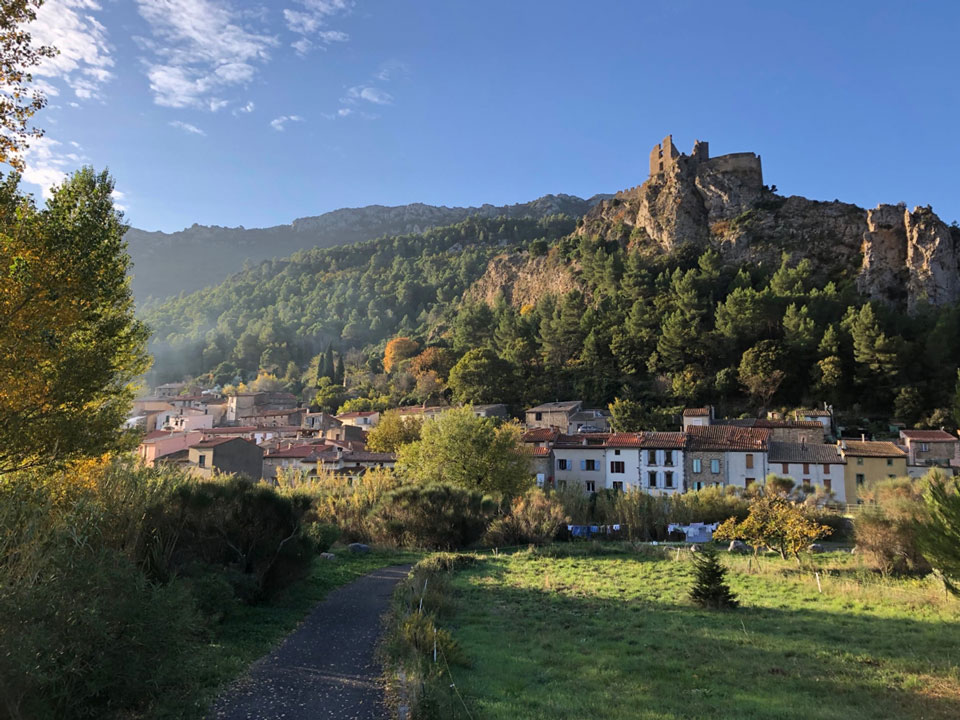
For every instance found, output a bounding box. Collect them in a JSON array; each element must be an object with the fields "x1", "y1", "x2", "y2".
[
  {"x1": 127, "y1": 194, "x2": 606, "y2": 301},
  {"x1": 143, "y1": 202, "x2": 960, "y2": 427}
]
